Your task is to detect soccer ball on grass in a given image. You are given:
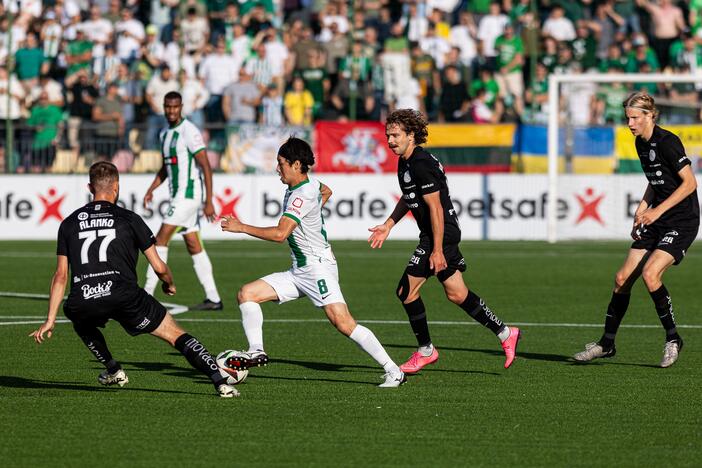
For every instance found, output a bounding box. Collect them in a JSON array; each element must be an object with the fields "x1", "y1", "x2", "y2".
[{"x1": 216, "y1": 350, "x2": 249, "y2": 385}]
